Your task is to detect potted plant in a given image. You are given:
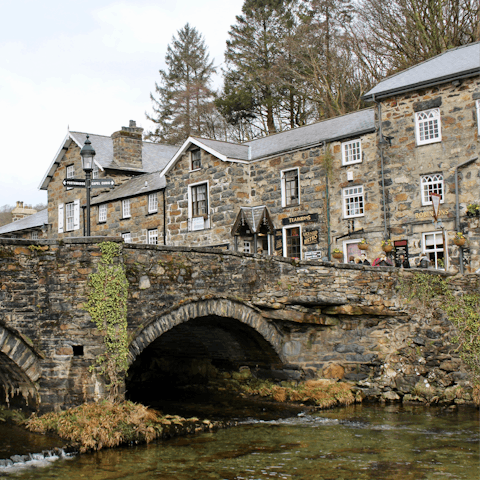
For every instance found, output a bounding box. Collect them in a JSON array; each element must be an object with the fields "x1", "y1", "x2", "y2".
[
  {"x1": 381, "y1": 239, "x2": 394, "y2": 253},
  {"x1": 453, "y1": 232, "x2": 466, "y2": 246},
  {"x1": 358, "y1": 239, "x2": 369, "y2": 250},
  {"x1": 332, "y1": 248, "x2": 343, "y2": 259},
  {"x1": 466, "y1": 203, "x2": 480, "y2": 217}
]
